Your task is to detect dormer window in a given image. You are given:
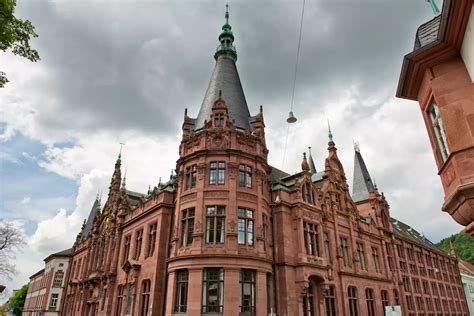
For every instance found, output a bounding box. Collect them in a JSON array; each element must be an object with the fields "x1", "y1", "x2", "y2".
[
  {"x1": 214, "y1": 113, "x2": 224, "y2": 127},
  {"x1": 302, "y1": 183, "x2": 314, "y2": 204},
  {"x1": 428, "y1": 101, "x2": 449, "y2": 162}
]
